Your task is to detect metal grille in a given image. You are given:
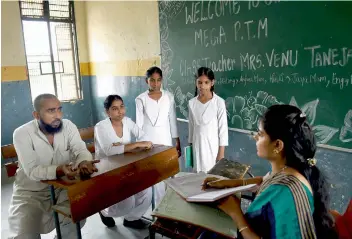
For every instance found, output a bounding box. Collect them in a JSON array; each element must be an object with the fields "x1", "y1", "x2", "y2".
[
  {"x1": 49, "y1": 0, "x2": 70, "y2": 19},
  {"x1": 19, "y1": 0, "x2": 73, "y2": 21},
  {"x1": 19, "y1": 0, "x2": 44, "y2": 19}
]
